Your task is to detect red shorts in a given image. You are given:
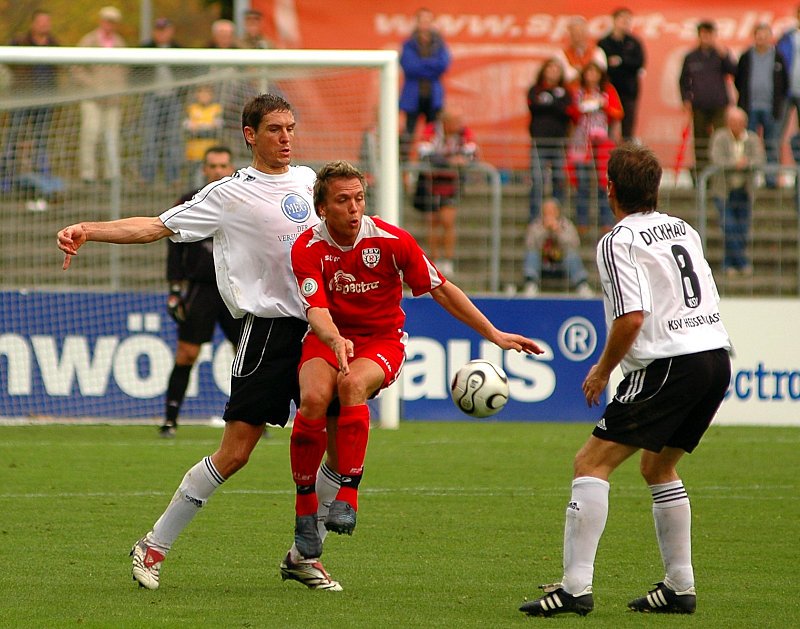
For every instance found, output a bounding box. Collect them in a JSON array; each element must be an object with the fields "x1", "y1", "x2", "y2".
[{"x1": 300, "y1": 332, "x2": 407, "y2": 390}]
